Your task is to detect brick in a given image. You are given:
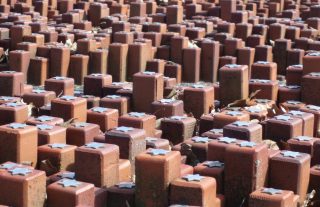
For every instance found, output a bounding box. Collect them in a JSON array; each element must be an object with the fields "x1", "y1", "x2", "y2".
[
  {"x1": 47, "y1": 179, "x2": 95, "y2": 206},
  {"x1": 132, "y1": 72, "x2": 163, "y2": 113},
  {"x1": 87, "y1": 107, "x2": 119, "y2": 132},
  {"x1": 66, "y1": 122, "x2": 100, "y2": 146},
  {"x1": 223, "y1": 121, "x2": 262, "y2": 142},
  {"x1": 105, "y1": 127, "x2": 146, "y2": 171},
  {"x1": 0, "y1": 123, "x2": 37, "y2": 167},
  {"x1": 135, "y1": 150, "x2": 181, "y2": 207},
  {"x1": 0, "y1": 71, "x2": 24, "y2": 96},
  {"x1": 249, "y1": 188, "x2": 296, "y2": 207},
  {"x1": 269, "y1": 151, "x2": 310, "y2": 204},
  {"x1": 169, "y1": 175, "x2": 216, "y2": 206},
  {"x1": 225, "y1": 142, "x2": 268, "y2": 206},
  {"x1": 161, "y1": 116, "x2": 196, "y2": 145},
  {"x1": 83, "y1": 74, "x2": 112, "y2": 97},
  {"x1": 38, "y1": 143, "x2": 76, "y2": 174},
  {"x1": 0, "y1": 163, "x2": 46, "y2": 207},
  {"x1": 51, "y1": 96, "x2": 87, "y2": 122},
  {"x1": 23, "y1": 89, "x2": 56, "y2": 108},
  {"x1": 75, "y1": 142, "x2": 119, "y2": 187},
  {"x1": 0, "y1": 102, "x2": 28, "y2": 125}
]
